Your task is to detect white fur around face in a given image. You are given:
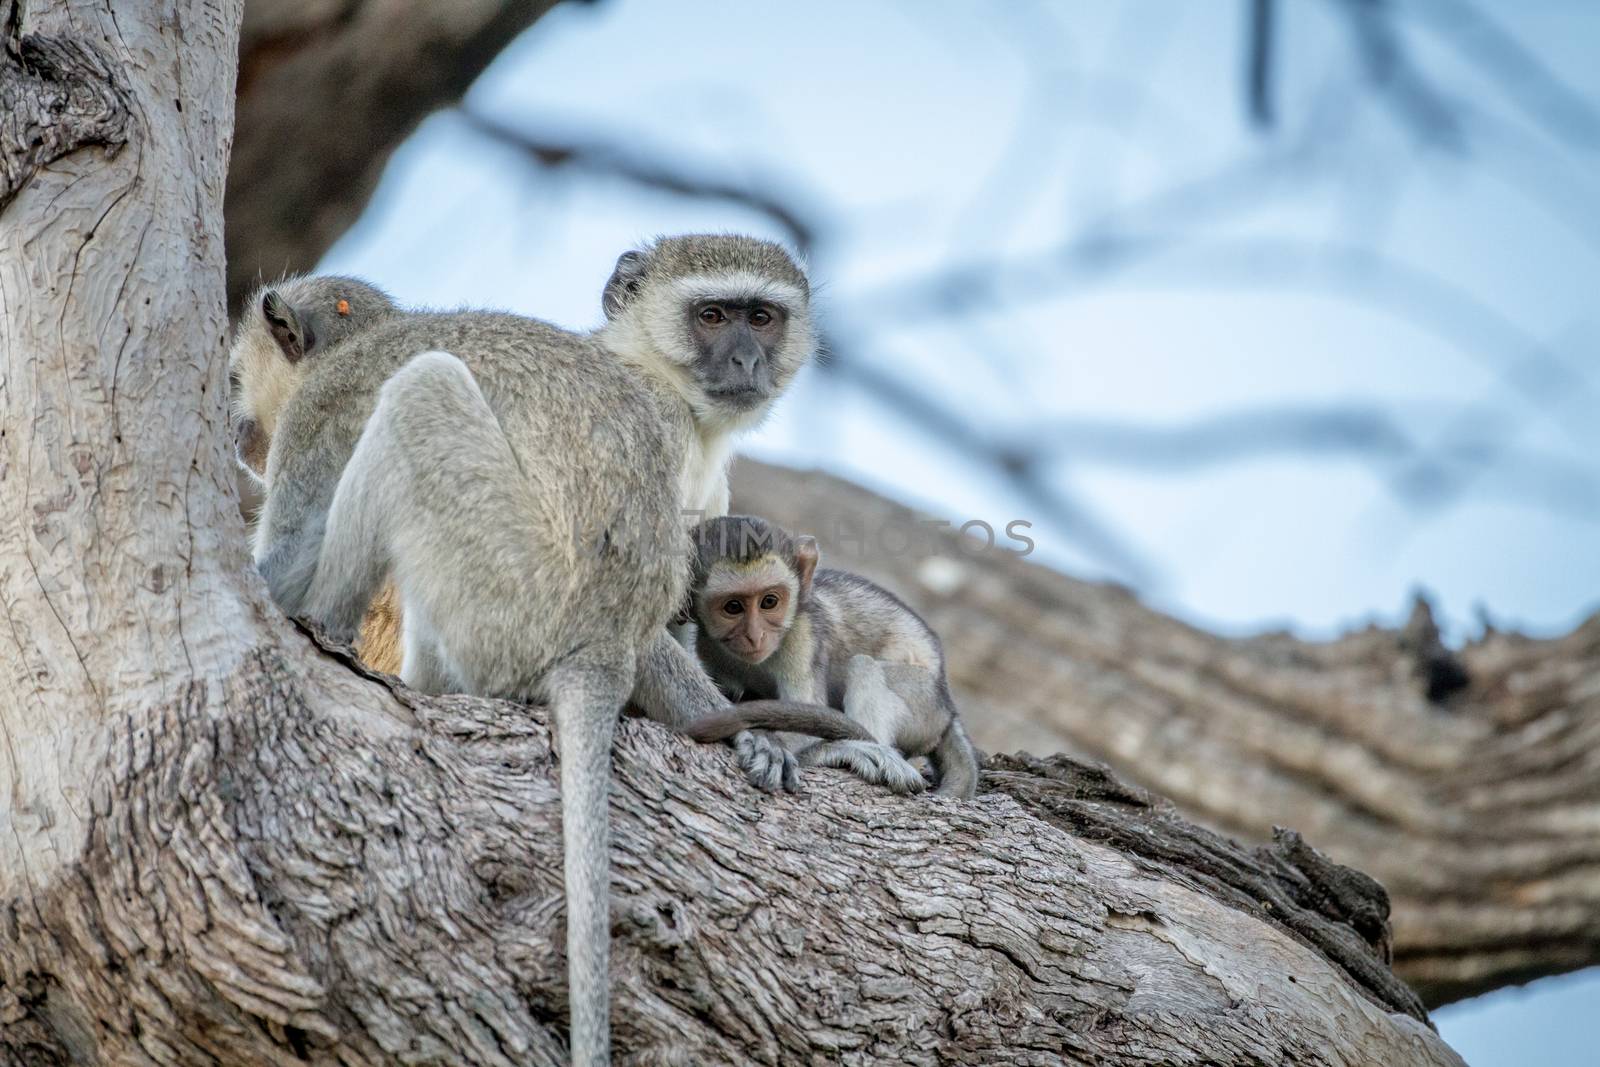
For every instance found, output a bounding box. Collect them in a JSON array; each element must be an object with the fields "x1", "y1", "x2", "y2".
[
  {"x1": 667, "y1": 272, "x2": 807, "y2": 312},
  {"x1": 701, "y1": 558, "x2": 796, "y2": 604},
  {"x1": 596, "y1": 266, "x2": 817, "y2": 520},
  {"x1": 228, "y1": 309, "x2": 310, "y2": 489}
]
